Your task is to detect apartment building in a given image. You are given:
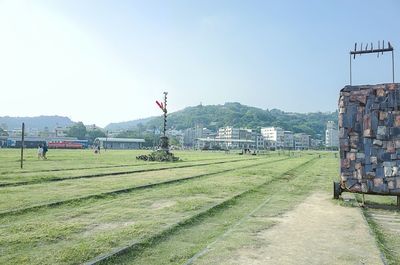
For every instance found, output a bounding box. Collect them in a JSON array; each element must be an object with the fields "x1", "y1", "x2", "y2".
[
  {"x1": 325, "y1": 121, "x2": 339, "y2": 148},
  {"x1": 260, "y1": 127, "x2": 284, "y2": 148}
]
